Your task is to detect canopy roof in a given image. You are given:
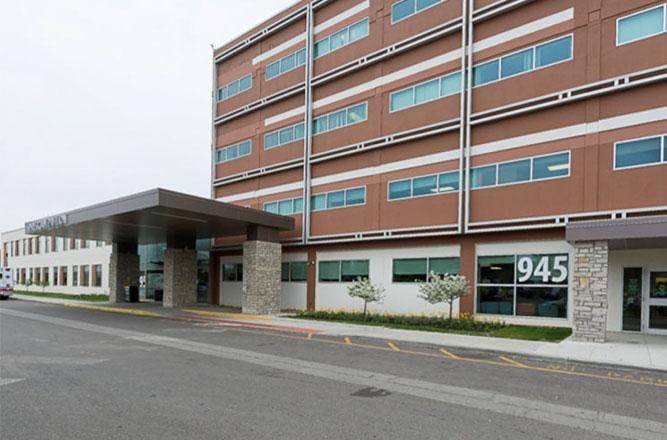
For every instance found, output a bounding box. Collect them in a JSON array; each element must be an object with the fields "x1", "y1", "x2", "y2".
[
  {"x1": 566, "y1": 215, "x2": 667, "y2": 250},
  {"x1": 25, "y1": 188, "x2": 294, "y2": 245}
]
